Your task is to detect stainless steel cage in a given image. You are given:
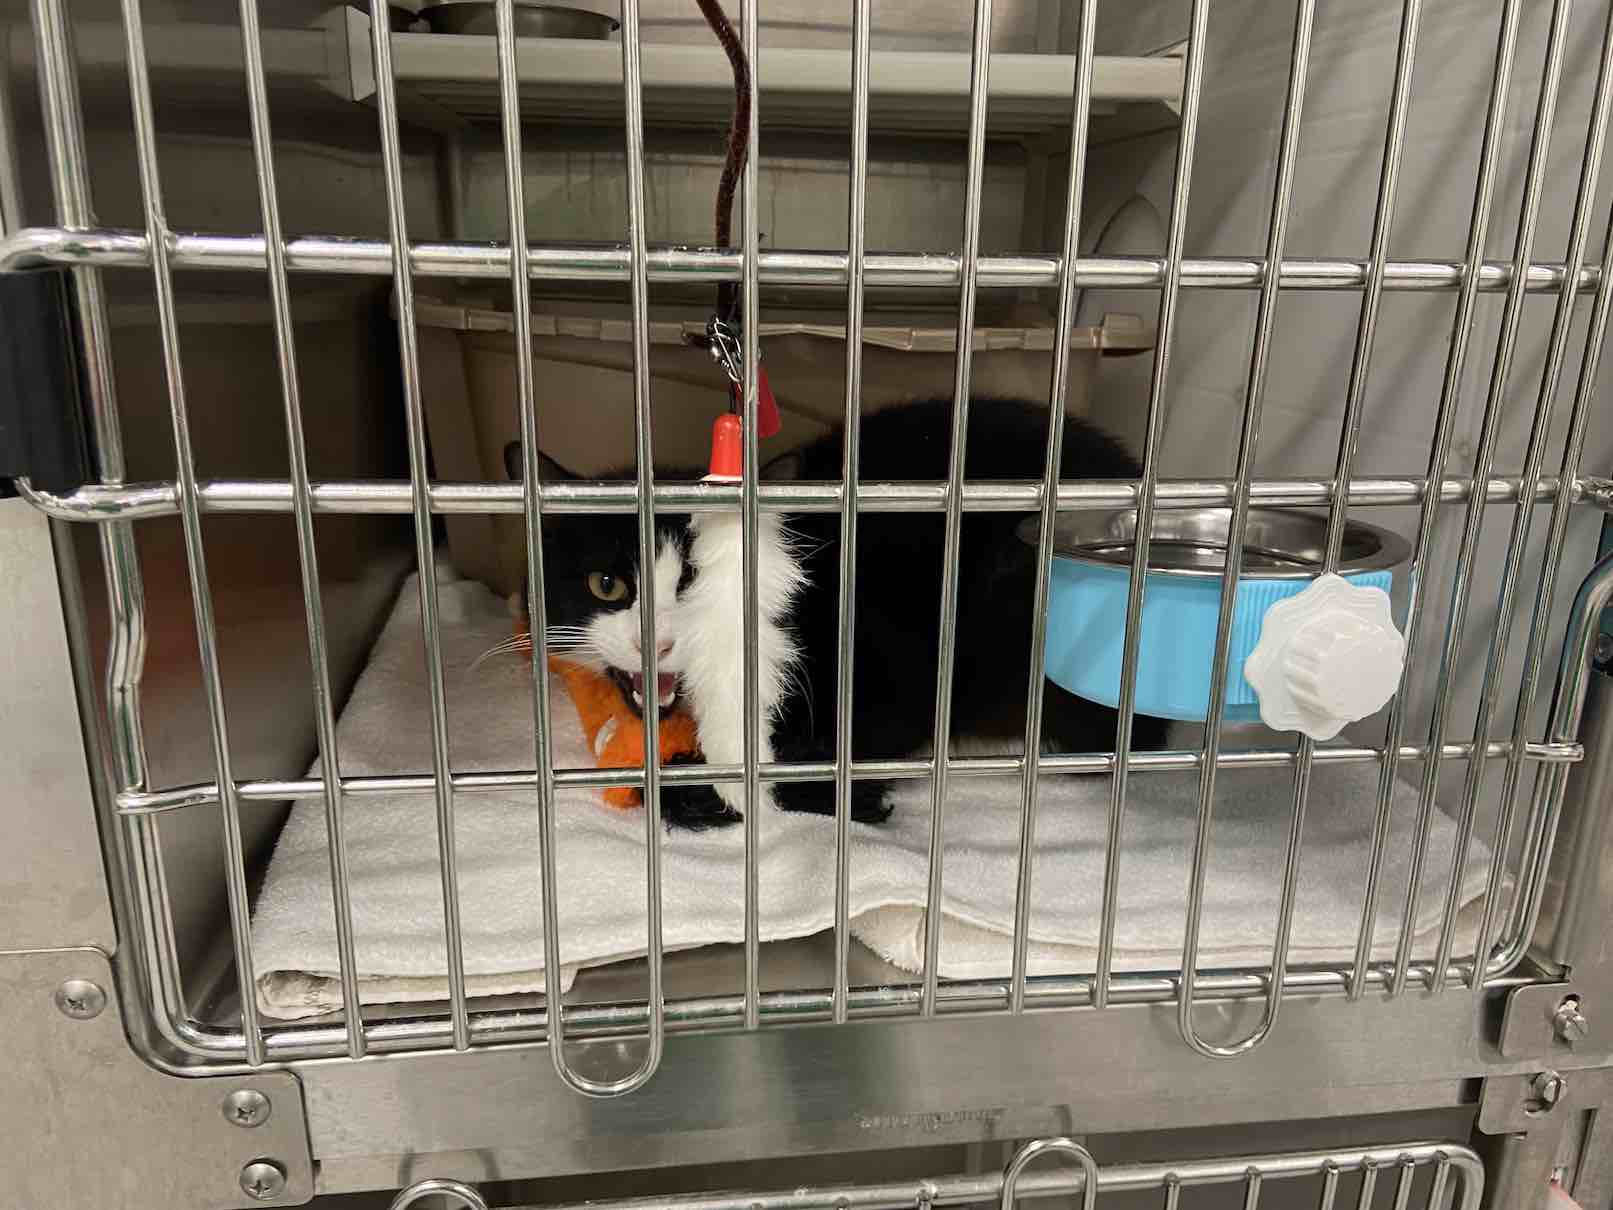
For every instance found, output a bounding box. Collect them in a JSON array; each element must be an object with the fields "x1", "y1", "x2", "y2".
[{"x1": 5, "y1": 0, "x2": 1613, "y2": 1190}]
